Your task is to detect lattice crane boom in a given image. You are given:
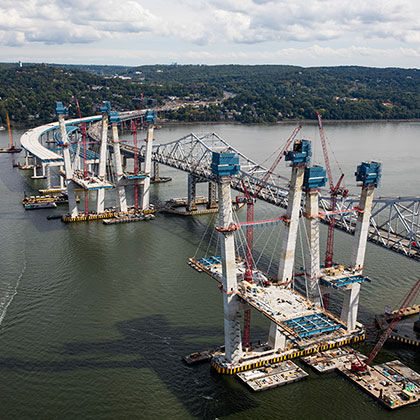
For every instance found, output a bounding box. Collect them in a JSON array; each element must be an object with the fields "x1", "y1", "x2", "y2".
[
  {"x1": 352, "y1": 277, "x2": 420, "y2": 373},
  {"x1": 316, "y1": 112, "x2": 347, "y2": 269}
]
